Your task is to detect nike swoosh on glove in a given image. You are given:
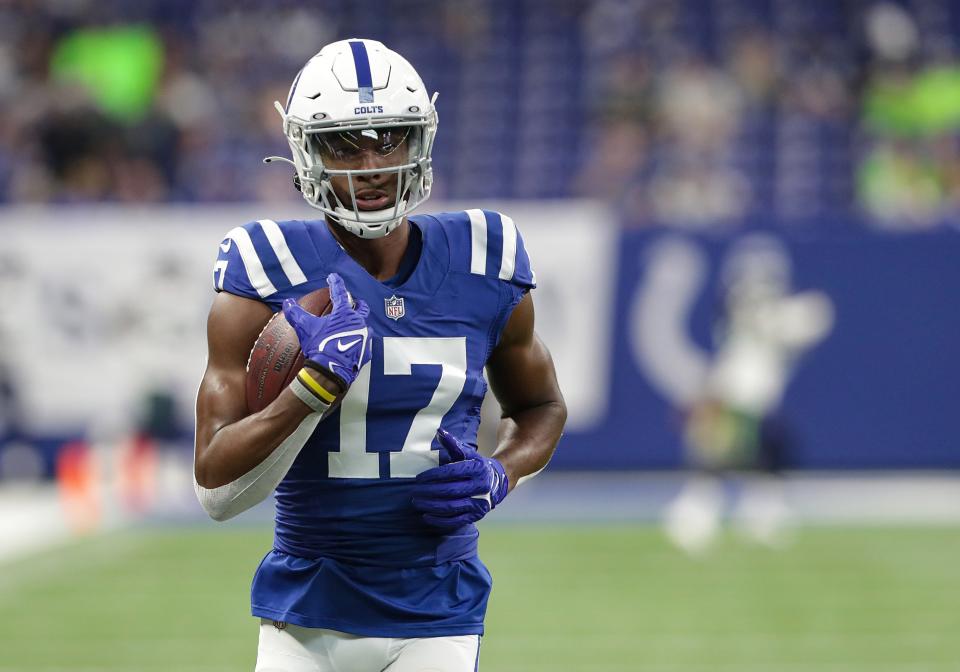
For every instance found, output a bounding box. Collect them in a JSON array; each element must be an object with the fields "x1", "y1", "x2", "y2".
[
  {"x1": 412, "y1": 428, "x2": 509, "y2": 531},
  {"x1": 282, "y1": 273, "x2": 373, "y2": 390}
]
